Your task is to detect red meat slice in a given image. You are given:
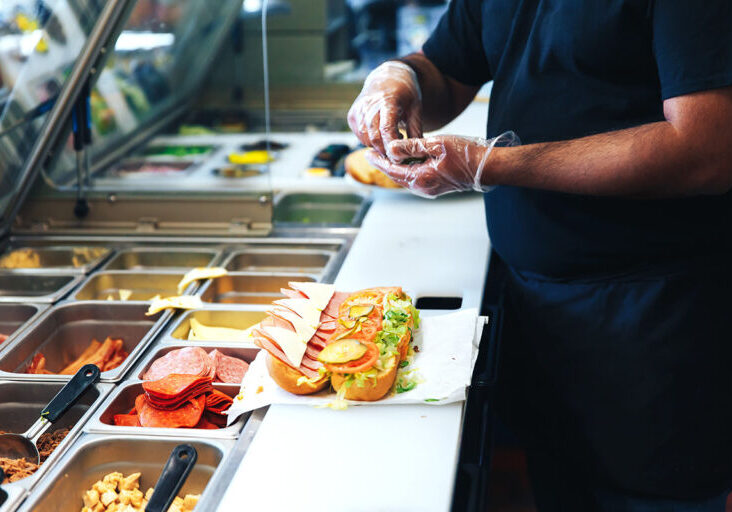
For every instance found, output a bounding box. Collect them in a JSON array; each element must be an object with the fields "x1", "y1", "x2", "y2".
[
  {"x1": 323, "y1": 291, "x2": 350, "y2": 318},
  {"x1": 252, "y1": 334, "x2": 320, "y2": 379},
  {"x1": 209, "y1": 350, "x2": 249, "y2": 384},
  {"x1": 280, "y1": 288, "x2": 307, "y2": 300},
  {"x1": 113, "y1": 414, "x2": 141, "y2": 427},
  {"x1": 143, "y1": 347, "x2": 213, "y2": 381},
  {"x1": 138, "y1": 394, "x2": 206, "y2": 429},
  {"x1": 143, "y1": 374, "x2": 213, "y2": 400},
  {"x1": 205, "y1": 389, "x2": 233, "y2": 414}
]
